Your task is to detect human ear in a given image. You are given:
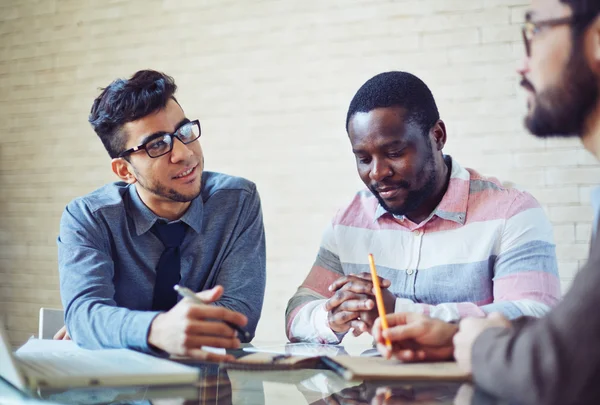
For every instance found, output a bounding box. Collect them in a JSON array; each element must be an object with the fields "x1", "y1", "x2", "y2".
[{"x1": 111, "y1": 158, "x2": 137, "y2": 184}]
